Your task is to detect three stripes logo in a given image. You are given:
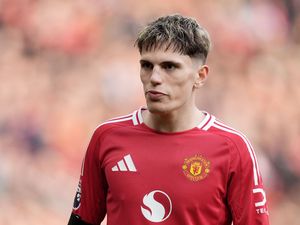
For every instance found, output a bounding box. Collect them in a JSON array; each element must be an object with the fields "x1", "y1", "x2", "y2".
[{"x1": 112, "y1": 154, "x2": 137, "y2": 172}]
